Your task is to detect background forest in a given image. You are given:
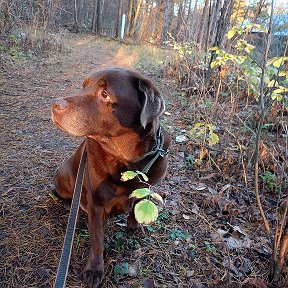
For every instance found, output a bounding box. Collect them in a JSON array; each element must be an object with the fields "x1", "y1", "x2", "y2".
[{"x1": 1, "y1": 0, "x2": 287, "y2": 288}]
